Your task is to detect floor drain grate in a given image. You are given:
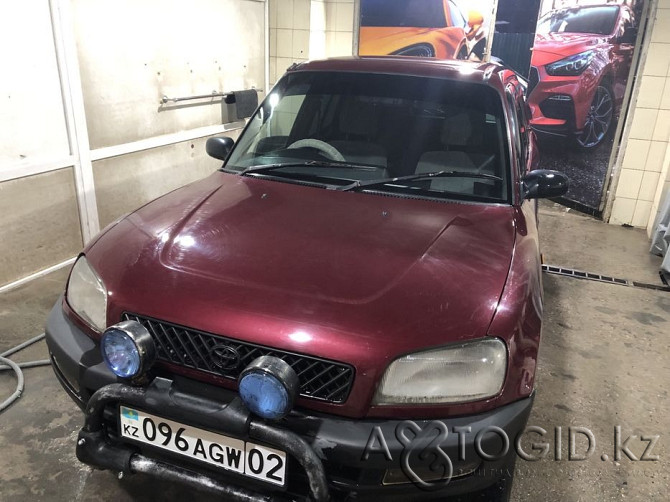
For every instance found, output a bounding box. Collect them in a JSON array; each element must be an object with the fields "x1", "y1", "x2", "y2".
[{"x1": 542, "y1": 264, "x2": 670, "y2": 292}]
